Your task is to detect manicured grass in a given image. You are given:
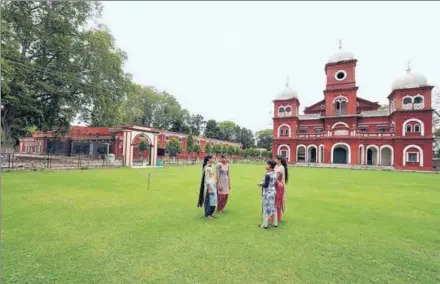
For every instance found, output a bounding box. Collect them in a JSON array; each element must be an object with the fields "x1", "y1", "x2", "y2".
[{"x1": 2, "y1": 165, "x2": 440, "y2": 284}]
